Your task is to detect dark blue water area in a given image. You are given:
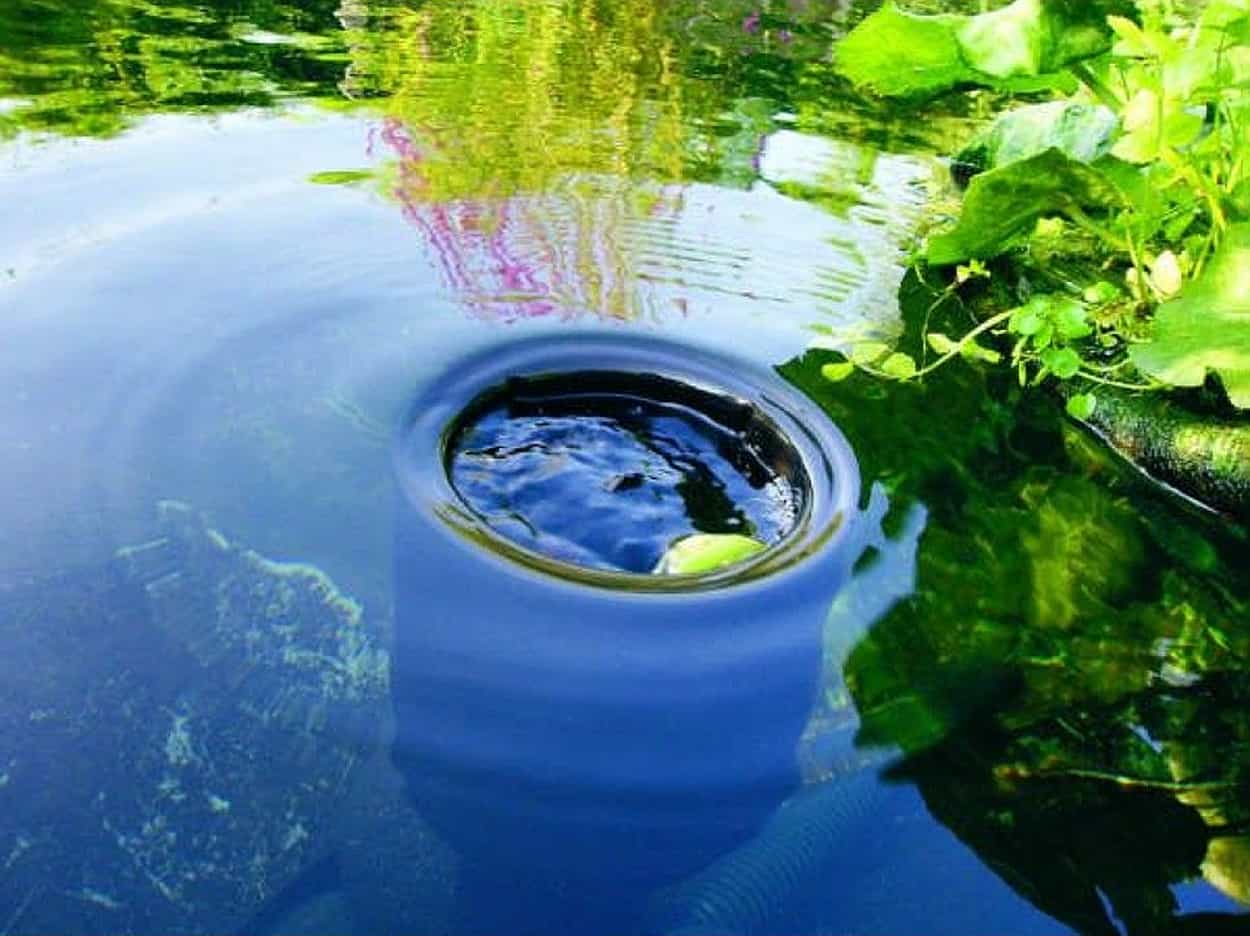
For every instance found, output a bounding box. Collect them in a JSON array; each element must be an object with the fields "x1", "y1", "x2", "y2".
[{"x1": 1, "y1": 109, "x2": 1244, "y2": 936}]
